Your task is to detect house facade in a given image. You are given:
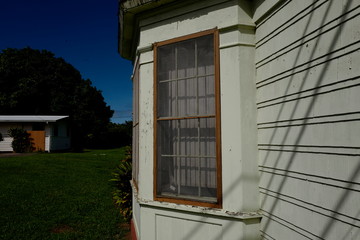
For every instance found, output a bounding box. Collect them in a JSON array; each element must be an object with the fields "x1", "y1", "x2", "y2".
[
  {"x1": 0, "y1": 116, "x2": 70, "y2": 152},
  {"x1": 118, "y1": 0, "x2": 360, "y2": 239}
]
